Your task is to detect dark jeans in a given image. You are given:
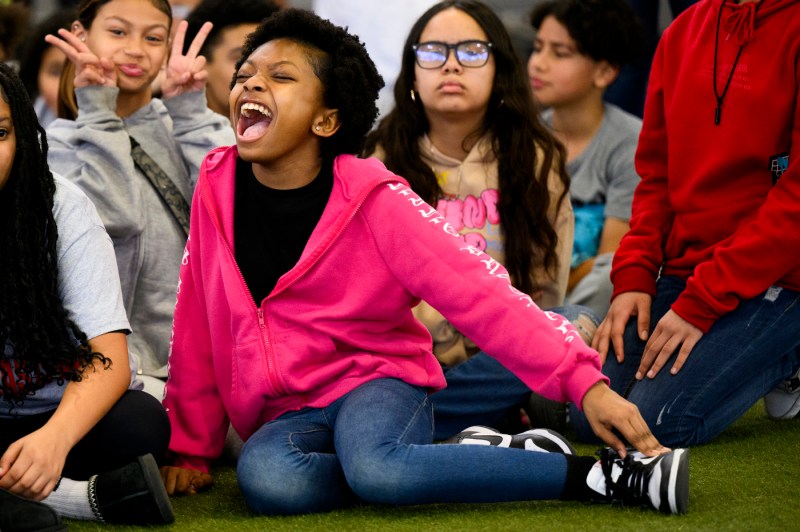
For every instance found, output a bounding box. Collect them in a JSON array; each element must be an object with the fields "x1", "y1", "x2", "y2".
[
  {"x1": 569, "y1": 276, "x2": 800, "y2": 447},
  {"x1": 0, "y1": 390, "x2": 170, "y2": 479},
  {"x1": 237, "y1": 378, "x2": 568, "y2": 515}
]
